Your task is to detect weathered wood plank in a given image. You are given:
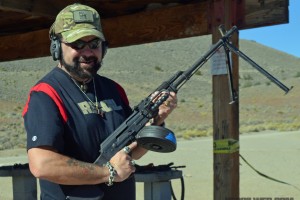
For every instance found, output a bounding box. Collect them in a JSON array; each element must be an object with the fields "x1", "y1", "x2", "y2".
[
  {"x1": 0, "y1": 29, "x2": 50, "y2": 61},
  {"x1": 103, "y1": 1, "x2": 209, "y2": 48},
  {"x1": 0, "y1": 2, "x2": 210, "y2": 61},
  {"x1": 0, "y1": 0, "x2": 60, "y2": 17},
  {"x1": 0, "y1": 0, "x2": 289, "y2": 62},
  {"x1": 243, "y1": 0, "x2": 289, "y2": 29}
]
